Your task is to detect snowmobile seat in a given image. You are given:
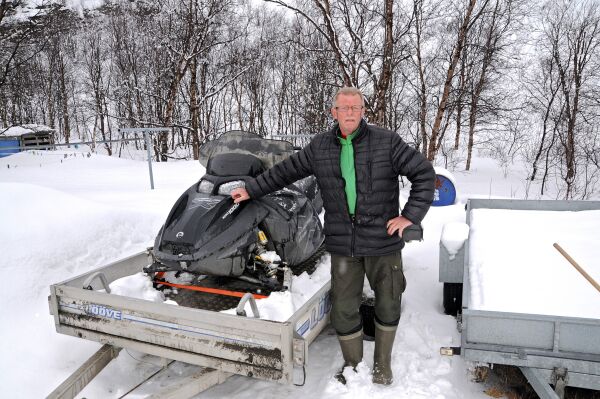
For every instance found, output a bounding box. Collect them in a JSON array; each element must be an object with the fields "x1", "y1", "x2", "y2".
[{"x1": 206, "y1": 153, "x2": 265, "y2": 177}]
